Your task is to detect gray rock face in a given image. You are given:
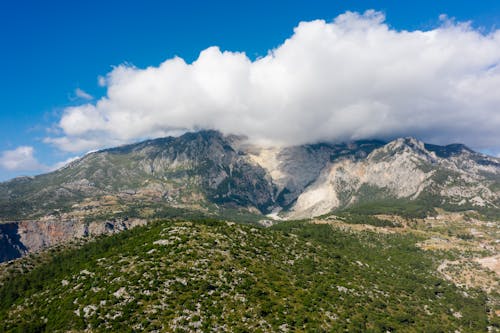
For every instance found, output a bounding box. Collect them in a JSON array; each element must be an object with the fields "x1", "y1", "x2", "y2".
[
  {"x1": 0, "y1": 218, "x2": 147, "y2": 262},
  {"x1": 245, "y1": 140, "x2": 385, "y2": 208},
  {"x1": 281, "y1": 138, "x2": 500, "y2": 218}
]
